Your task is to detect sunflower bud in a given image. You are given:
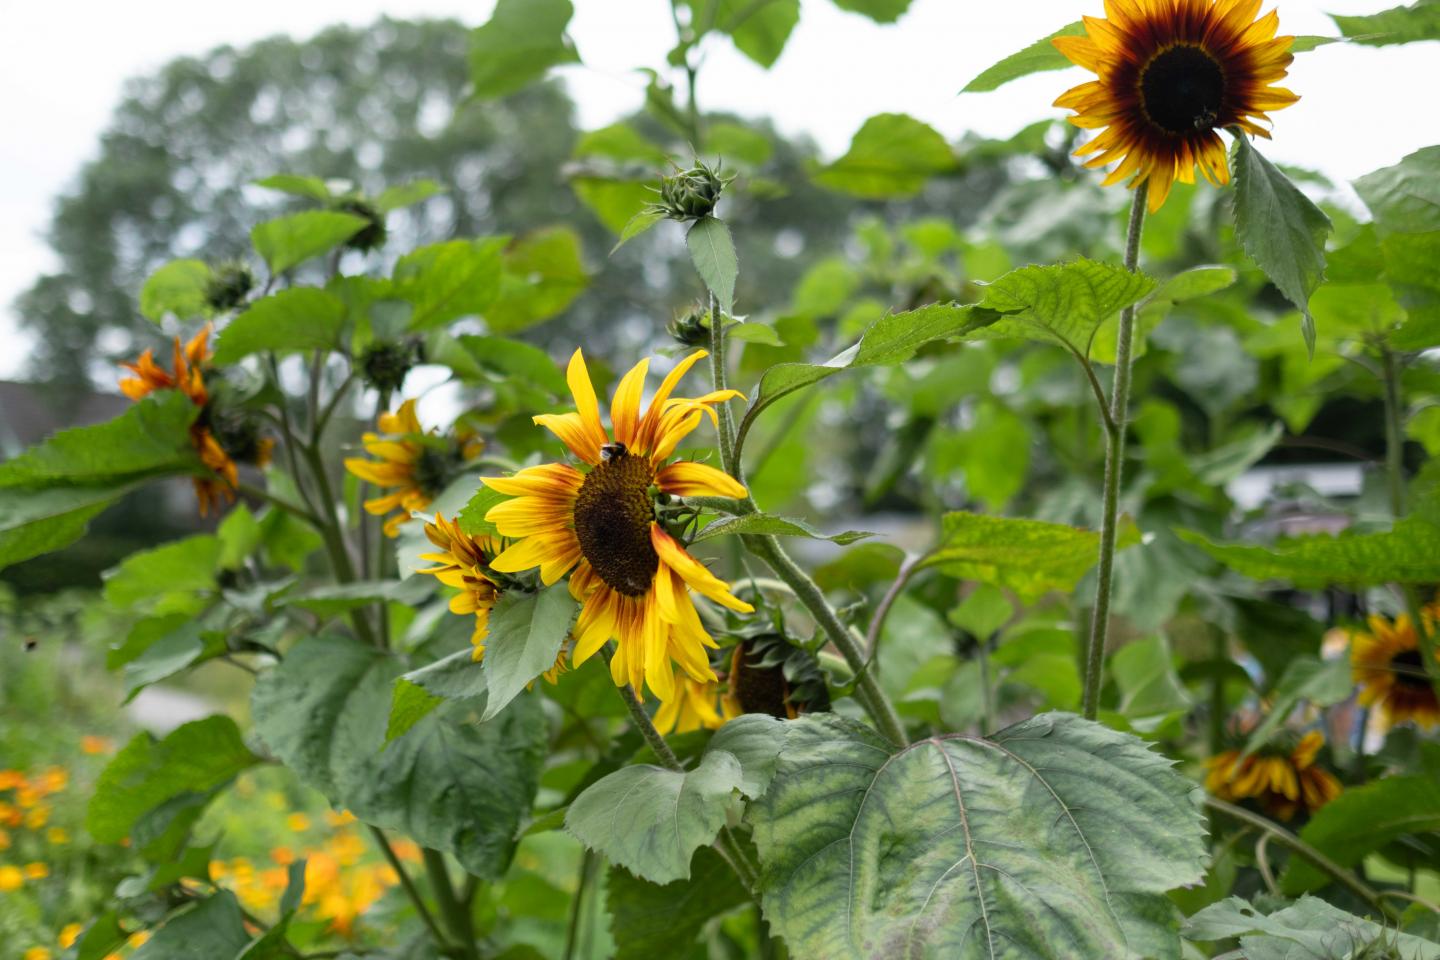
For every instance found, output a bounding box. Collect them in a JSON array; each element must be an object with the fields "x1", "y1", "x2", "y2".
[
  {"x1": 726, "y1": 633, "x2": 830, "y2": 719},
  {"x1": 204, "y1": 262, "x2": 255, "y2": 312},
  {"x1": 207, "y1": 406, "x2": 272, "y2": 466},
  {"x1": 335, "y1": 198, "x2": 387, "y2": 252},
  {"x1": 359, "y1": 338, "x2": 419, "y2": 396},
  {"x1": 666, "y1": 306, "x2": 711, "y2": 347},
  {"x1": 656, "y1": 160, "x2": 730, "y2": 222}
]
